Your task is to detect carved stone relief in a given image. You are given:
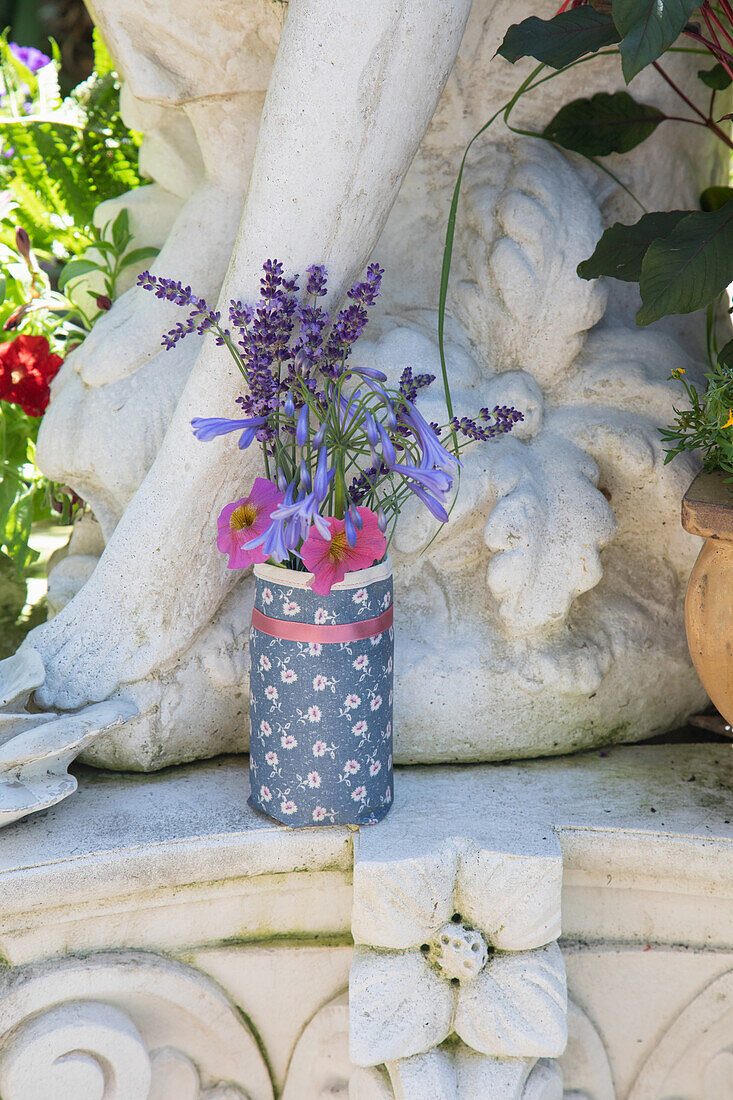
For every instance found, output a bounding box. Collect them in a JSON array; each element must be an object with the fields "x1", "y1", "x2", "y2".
[
  {"x1": 0, "y1": 1, "x2": 716, "y2": 810},
  {"x1": 282, "y1": 992, "x2": 611, "y2": 1100},
  {"x1": 349, "y1": 818, "x2": 567, "y2": 1097},
  {"x1": 0, "y1": 952, "x2": 273, "y2": 1100},
  {"x1": 628, "y1": 969, "x2": 733, "y2": 1100}
]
